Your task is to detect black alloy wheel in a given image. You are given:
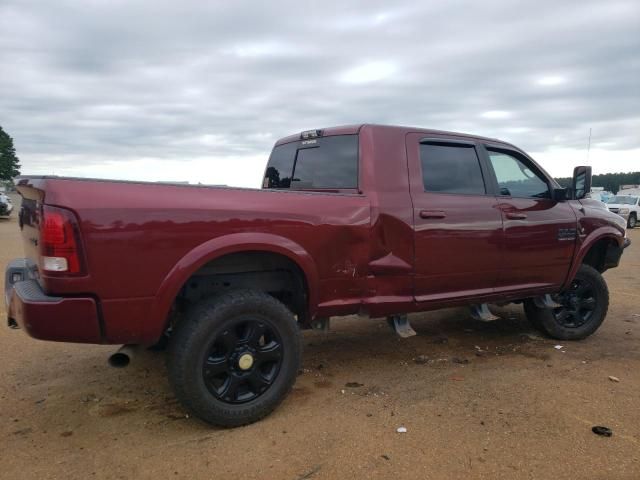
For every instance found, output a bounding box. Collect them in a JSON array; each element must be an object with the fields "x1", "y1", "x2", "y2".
[
  {"x1": 523, "y1": 264, "x2": 609, "y2": 340},
  {"x1": 551, "y1": 278, "x2": 597, "y2": 329},
  {"x1": 168, "y1": 290, "x2": 301, "y2": 427},
  {"x1": 203, "y1": 319, "x2": 283, "y2": 404}
]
